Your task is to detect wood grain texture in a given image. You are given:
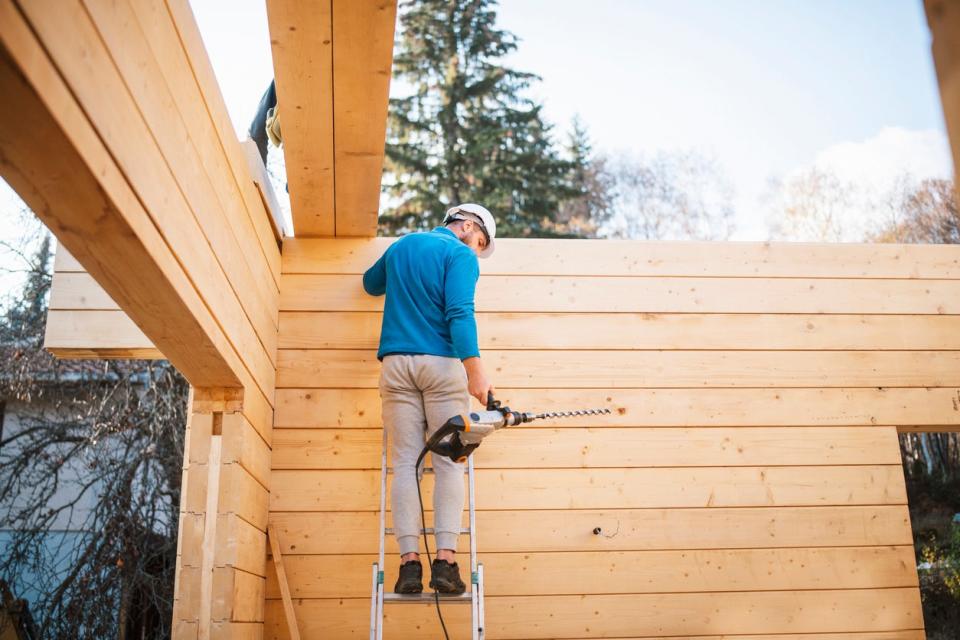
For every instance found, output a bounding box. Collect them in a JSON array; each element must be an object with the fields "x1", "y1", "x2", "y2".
[
  {"x1": 266, "y1": 545, "x2": 919, "y2": 598},
  {"x1": 268, "y1": 466, "x2": 906, "y2": 511},
  {"x1": 274, "y1": 387, "x2": 960, "y2": 430},
  {"x1": 279, "y1": 310, "x2": 960, "y2": 350},
  {"x1": 282, "y1": 273, "x2": 960, "y2": 313},
  {"x1": 86, "y1": 0, "x2": 280, "y2": 363},
  {"x1": 266, "y1": 0, "x2": 335, "y2": 236},
  {"x1": 270, "y1": 426, "x2": 904, "y2": 469},
  {"x1": 264, "y1": 589, "x2": 922, "y2": 638},
  {"x1": 330, "y1": 0, "x2": 397, "y2": 236},
  {"x1": 277, "y1": 349, "x2": 960, "y2": 389},
  {"x1": 165, "y1": 0, "x2": 282, "y2": 288},
  {"x1": 11, "y1": 0, "x2": 276, "y2": 397},
  {"x1": 0, "y1": 2, "x2": 241, "y2": 388},
  {"x1": 283, "y1": 236, "x2": 960, "y2": 278},
  {"x1": 268, "y1": 506, "x2": 913, "y2": 554},
  {"x1": 45, "y1": 309, "x2": 160, "y2": 359}
]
